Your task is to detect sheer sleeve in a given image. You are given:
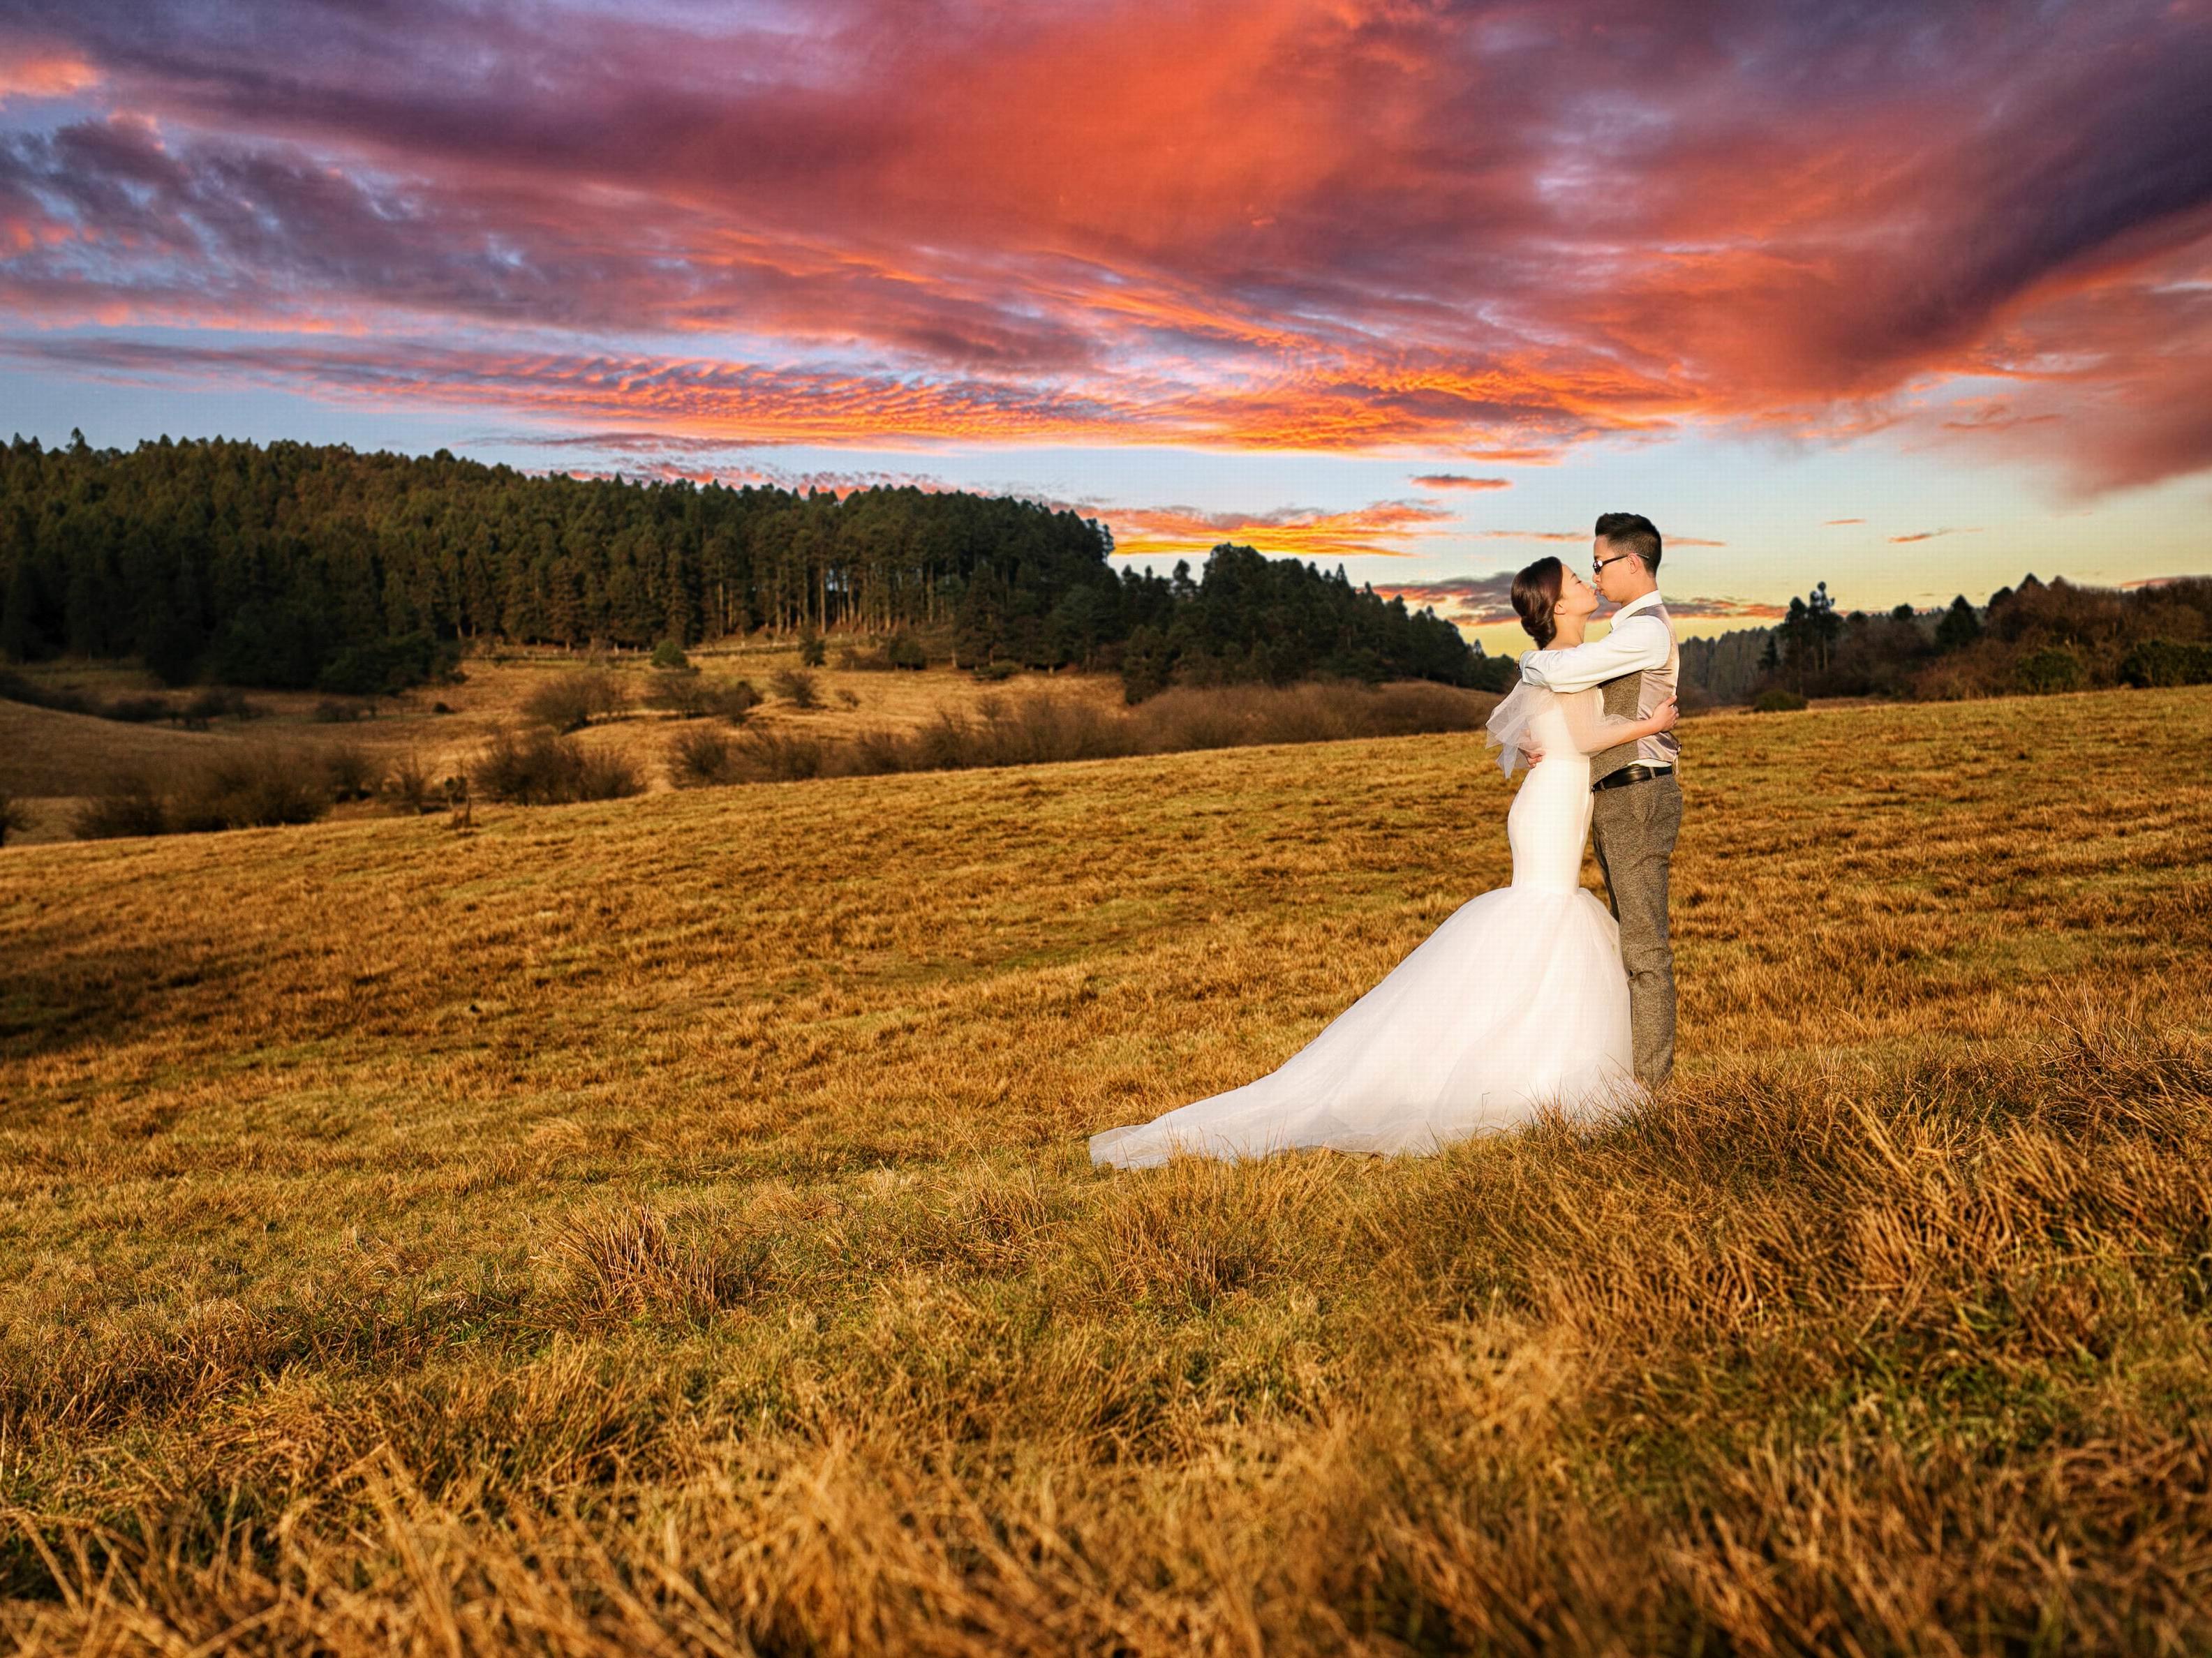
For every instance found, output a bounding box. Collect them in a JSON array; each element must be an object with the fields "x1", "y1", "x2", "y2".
[
  {"x1": 1483, "y1": 682, "x2": 1545, "y2": 777},
  {"x1": 1554, "y1": 686, "x2": 1646, "y2": 754}
]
